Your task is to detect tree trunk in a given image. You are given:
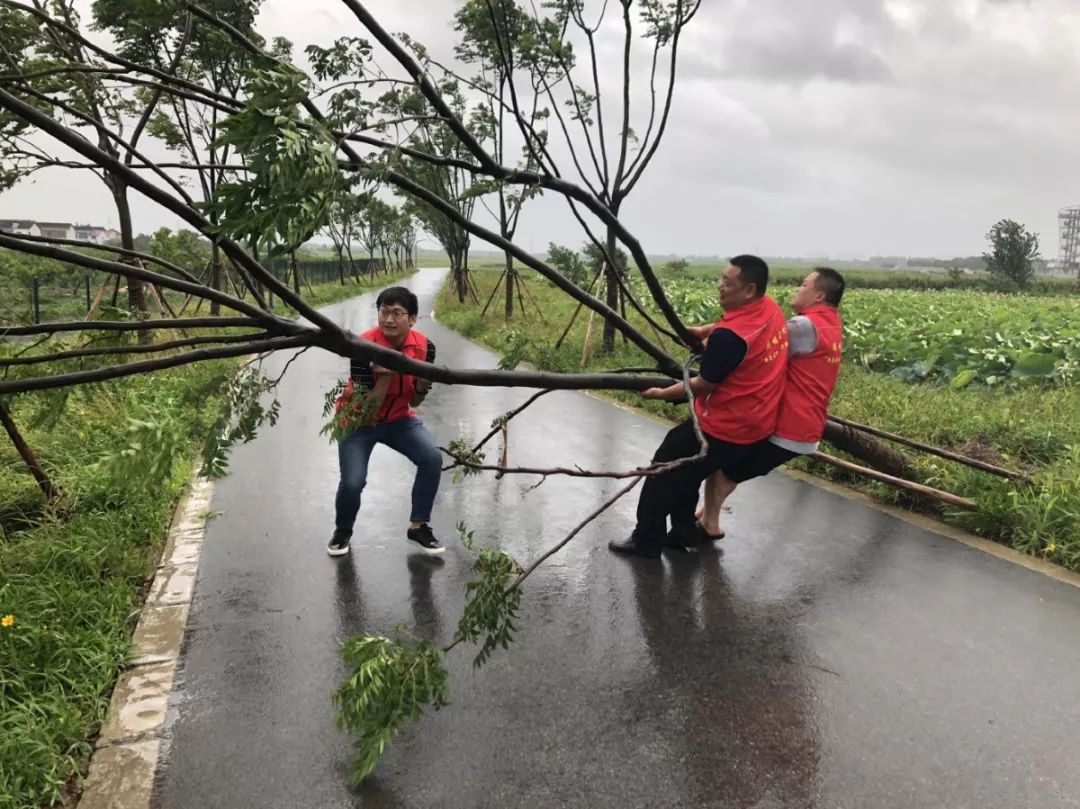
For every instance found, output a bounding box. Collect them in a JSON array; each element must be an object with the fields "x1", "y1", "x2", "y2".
[
  {"x1": 112, "y1": 184, "x2": 151, "y2": 343},
  {"x1": 337, "y1": 247, "x2": 346, "y2": 285},
  {"x1": 344, "y1": 243, "x2": 358, "y2": 283},
  {"x1": 291, "y1": 254, "x2": 302, "y2": 295},
  {"x1": 209, "y1": 241, "x2": 223, "y2": 317},
  {"x1": 504, "y1": 250, "x2": 515, "y2": 321},
  {"x1": 602, "y1": 225, "x2": 619, "y2": 354},
  {"x1": 821, "y1": 421, "x2": 916, "y2": 480},
  {"x1": 499, "y1": 186, "x2": 514, "y2": 320},
  {"x1": 455, "y1": 264, "x2": 466, "y2": 304},
  {"x1": 251, "y1": 241, "x2": 264, "y2": 299},
  {"x1": 0, "y1": 400, "x2": 60, "y2": 501}
]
